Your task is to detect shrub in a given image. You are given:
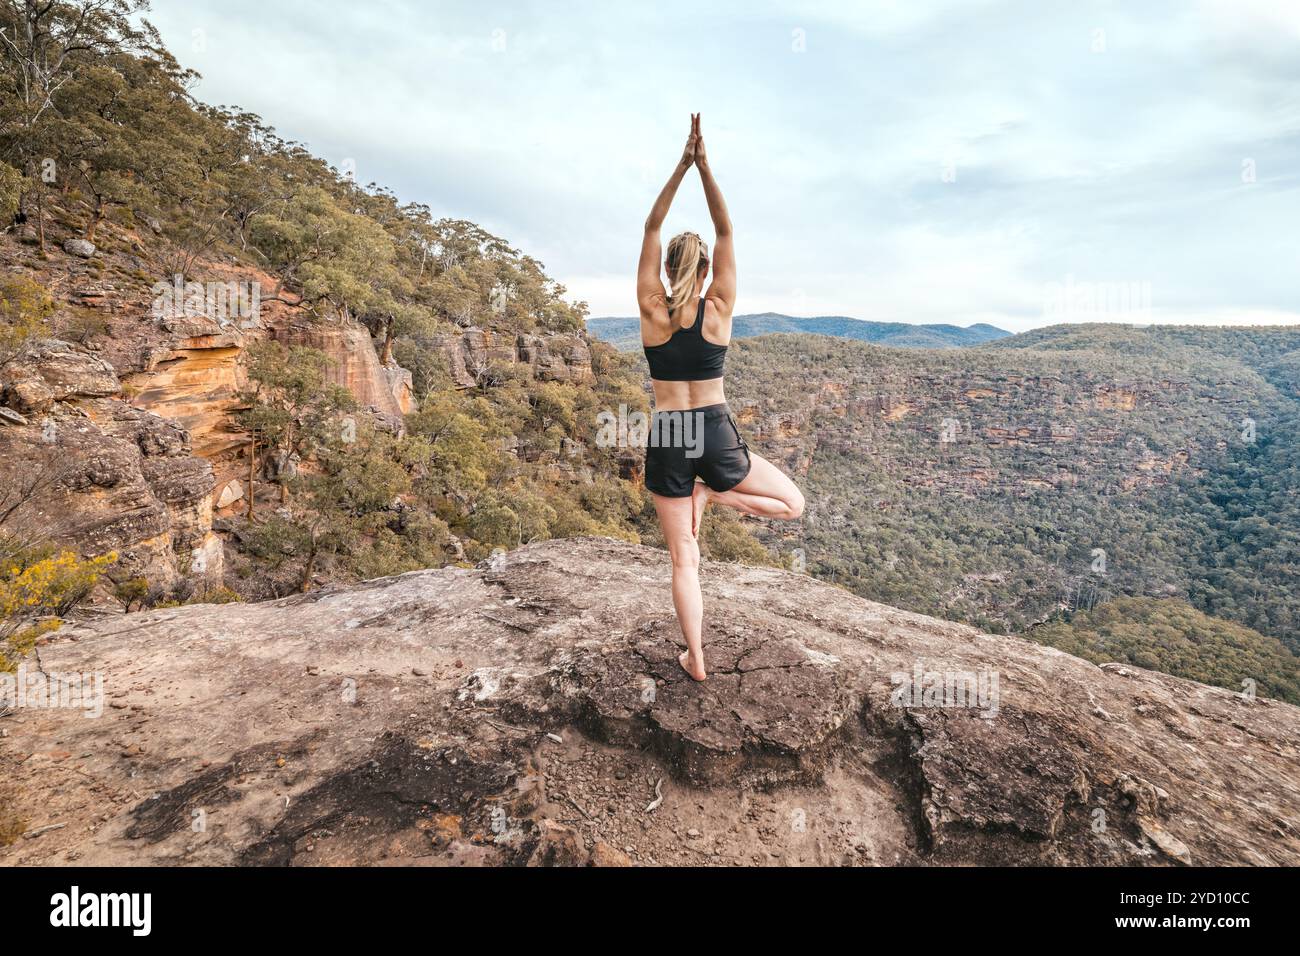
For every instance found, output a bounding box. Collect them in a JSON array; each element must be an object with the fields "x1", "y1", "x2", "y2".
[
  {"x1": 1, "y1": 538, "x2": 116, "y2": 670},
  {"x1": 0, "y1": 275, "x2": 55, "y2": 366}
]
